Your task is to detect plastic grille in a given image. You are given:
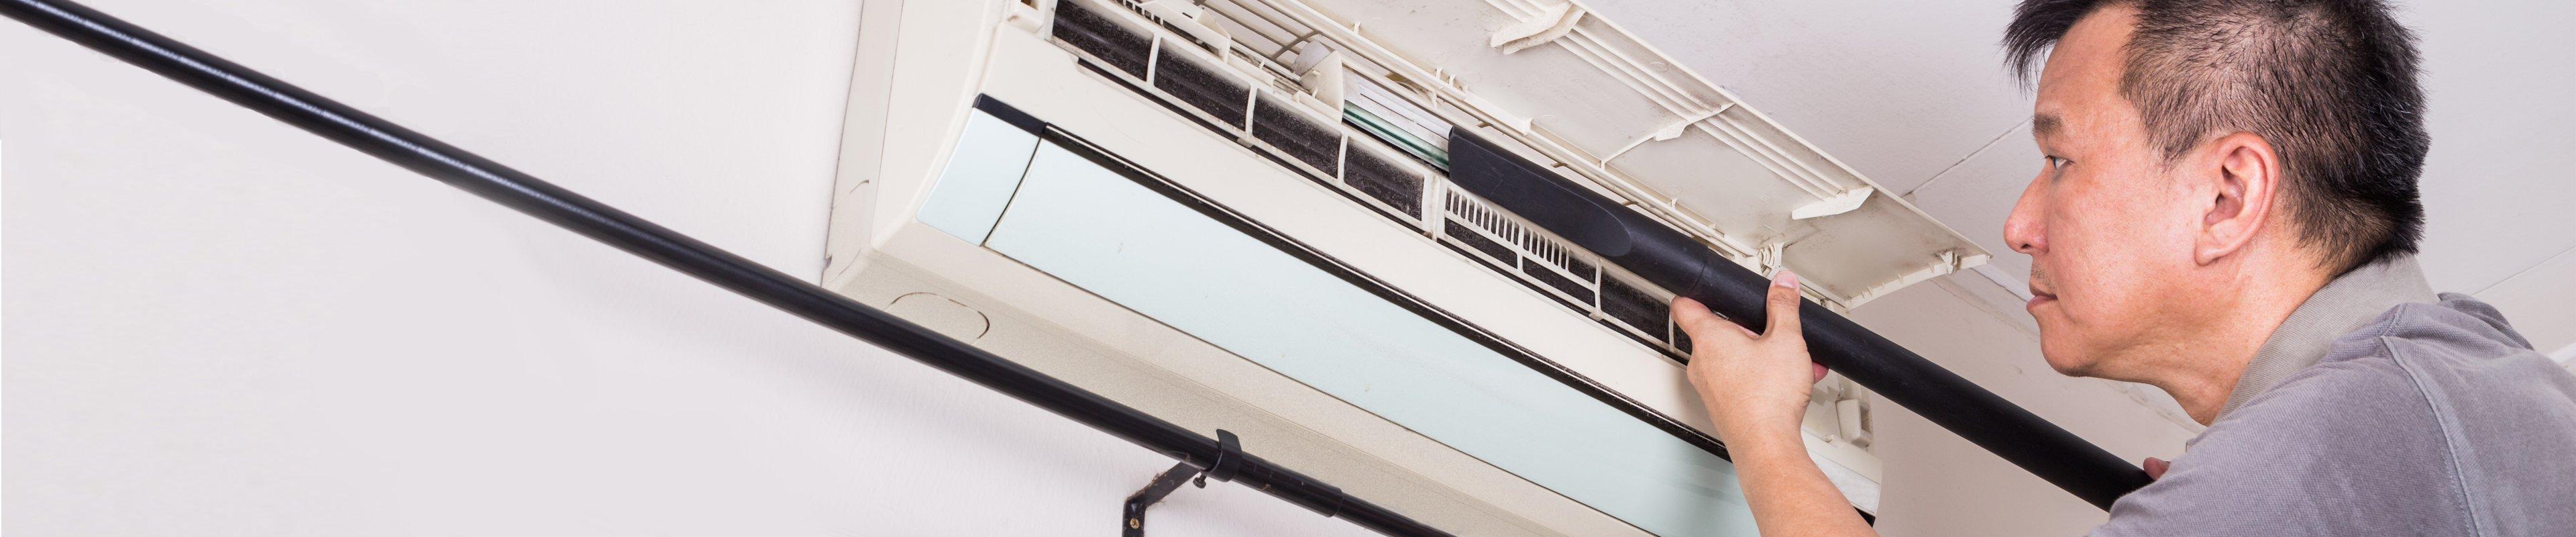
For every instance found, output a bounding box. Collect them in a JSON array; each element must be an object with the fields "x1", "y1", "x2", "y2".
[
  {"x1": 1443, "y1": 222, "x2": 1516, "y2": 264},
  {"x1": 1522, "y1": 258, "x2": 1597, "y2": 304}
]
